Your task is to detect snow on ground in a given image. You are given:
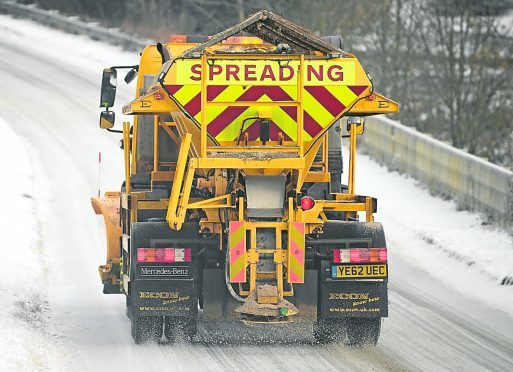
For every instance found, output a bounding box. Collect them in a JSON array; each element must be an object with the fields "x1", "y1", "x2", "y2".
[
  {"x1": 0, "y1": 14, "x2": 137, "y2": 77},
  {"x1": 0, "y1": 117, "x2": 57, "y2": 370},
  {"x1": 0, "y1": 14, "x2": 138, "y2": 132},
  {"x1": 356, "y1": 152, "x2": 513, "y2": 315},
  {"x1": 0, "y1": 14, "x2": 133, "y2": 370}
]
